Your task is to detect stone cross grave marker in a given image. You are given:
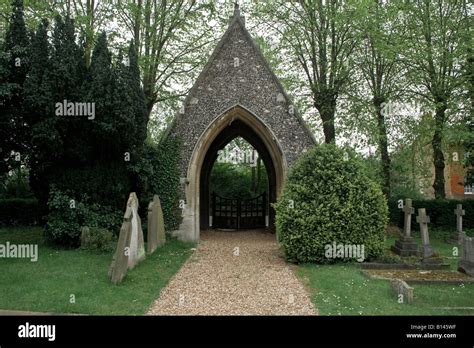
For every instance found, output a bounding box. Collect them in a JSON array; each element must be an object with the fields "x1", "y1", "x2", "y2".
[
  {"x1": 402, "y1": 199, "x2": 415, "y2": 240},
  {"x1": 454, "y1": 204, "x2": 466, "y2": 242},
  {"x1": 391, "y1": 198, "x2": 418, "y2": 256},
  {"x1": 108, "y1": 192, "x2": 146, "y2": 284},
  {"x1": 416, "y1": 208, "x2": 433, "y2": 259},
  {"x1": 455, "y1": 204, "x2": 465, "y2": 234},
  {"x1": 147, "y1": 195, "x2": 166, "y2": 254}
]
